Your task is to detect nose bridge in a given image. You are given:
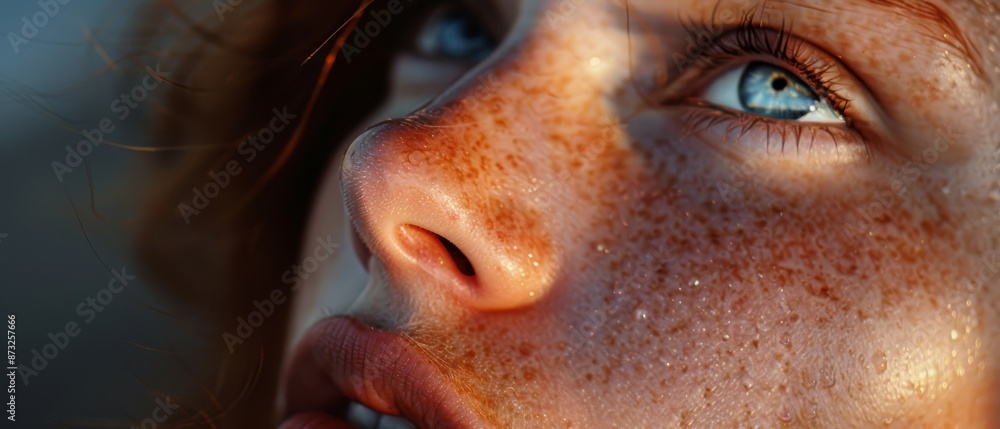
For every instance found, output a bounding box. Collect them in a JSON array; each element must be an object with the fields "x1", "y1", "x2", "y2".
[
  {"x1": 341, "y1": 2, "x2": 627, "y2": 311},
  {"x1": 419, "y1": 0, "x2": 615, "y2": 121}
]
